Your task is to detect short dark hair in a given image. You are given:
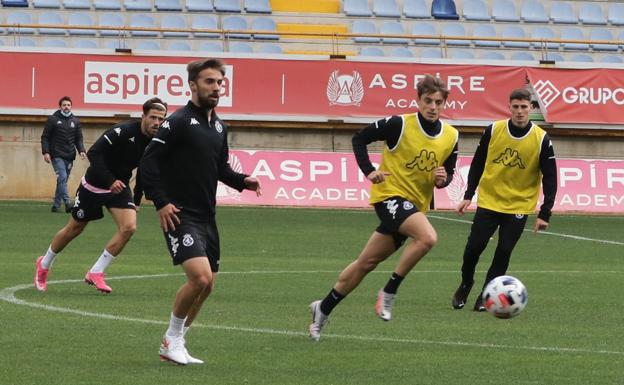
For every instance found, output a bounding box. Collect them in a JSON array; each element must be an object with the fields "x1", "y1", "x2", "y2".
[
  {"x1": 142, "y1": 97, "x2": 168, "y2": 115},
  {"x1": 417, "y1": 75, "x2": 449, "y2": 100},
  {"x1": 510, "y1": 89, "x2": 531, "y2": 102},
  {"x1": 58, "y1": 96, "x2": 72, "y2": 107},
  {"x1": 187, "y1": 58, "x2": 226, "y2": 82}
]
